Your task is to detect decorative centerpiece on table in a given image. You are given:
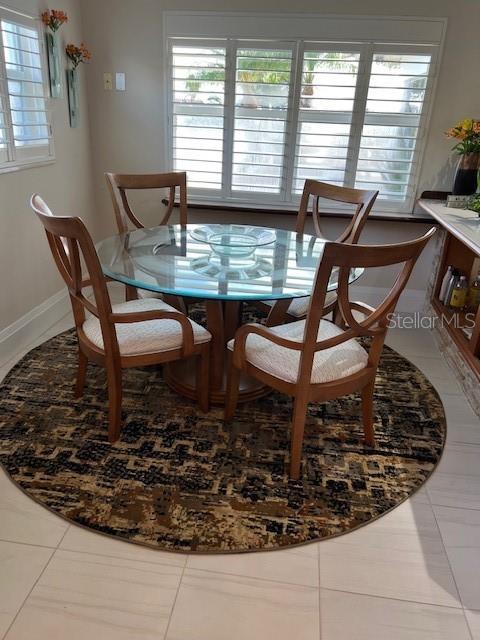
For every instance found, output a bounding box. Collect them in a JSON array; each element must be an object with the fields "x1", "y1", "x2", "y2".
[
  {"x1": 65, "y1": 42, "x2": 92, "y2": 127},
  {"x1": 446, "y1": 118, "x2": 480, "y2": 195},
  {"x1": 41, "y1": 9, "x2": 68, "y2": 98}
]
